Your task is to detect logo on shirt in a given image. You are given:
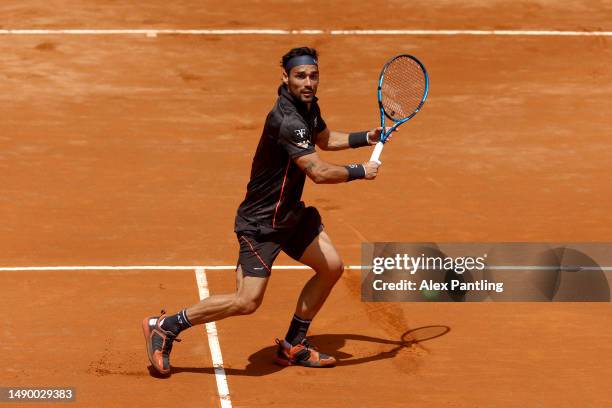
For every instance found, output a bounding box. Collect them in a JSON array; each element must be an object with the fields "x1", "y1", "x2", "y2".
[{"x1": 294, "y1": 128, "x2": 311, "y2": 149}]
